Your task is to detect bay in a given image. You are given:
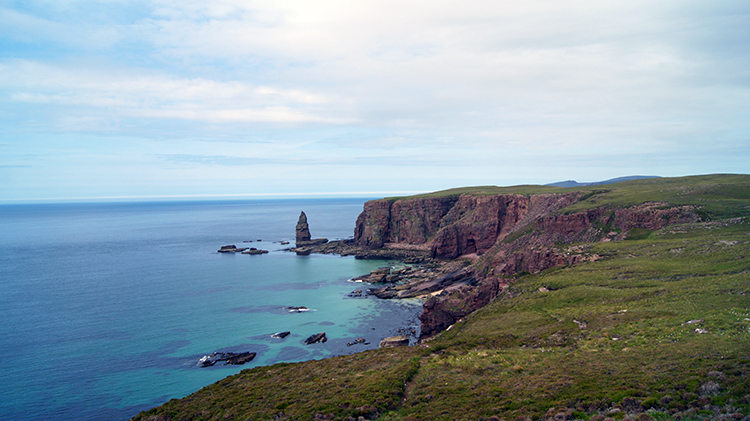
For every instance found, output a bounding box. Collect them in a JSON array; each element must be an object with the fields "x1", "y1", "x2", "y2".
[{"x1": 0, "y1": 199, "x2": 421, "y2": 421}]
